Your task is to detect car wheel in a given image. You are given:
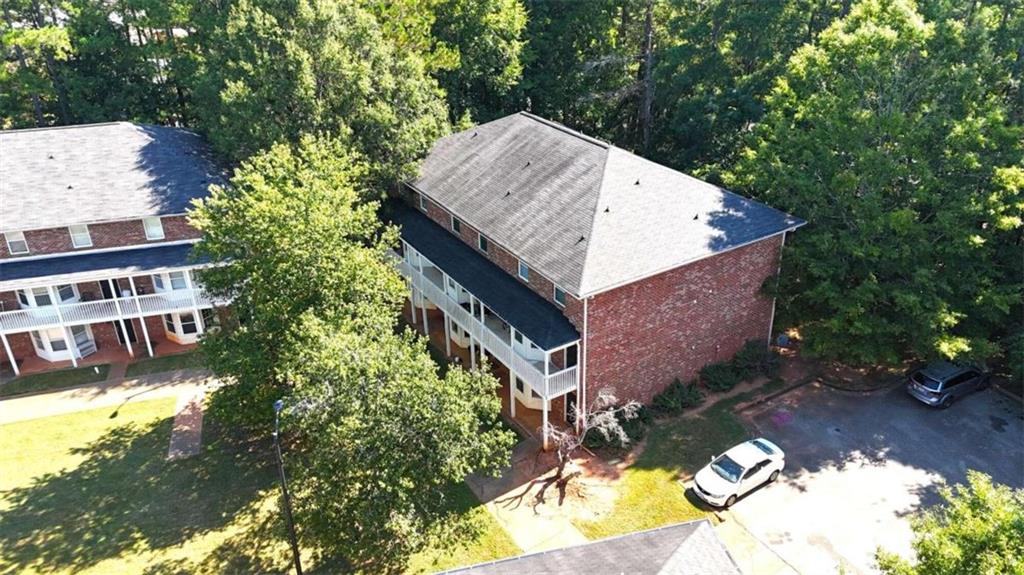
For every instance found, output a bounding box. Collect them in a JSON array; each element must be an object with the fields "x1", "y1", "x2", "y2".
[
  {"x1": 940, "y1": 395, "x2": 954, "y2": 409},
  {"x1": 725, "y1": 495, "x2": 737, "y2": 508},
  {"x1": 769, "y1": 470, "x2": 780, "y2": 483}
]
